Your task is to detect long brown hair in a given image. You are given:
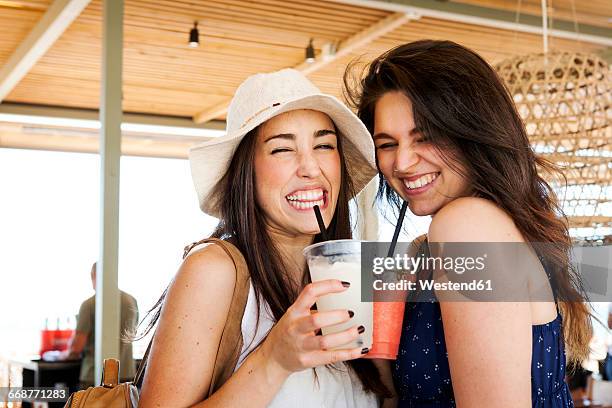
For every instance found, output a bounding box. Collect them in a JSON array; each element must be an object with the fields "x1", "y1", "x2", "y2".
[
  {"x1": 344, "y1": 39, "x2": 592, "y2": 365},
  {"x1": 140, "y1": 125, "x2": 389, "y2": 396}
]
